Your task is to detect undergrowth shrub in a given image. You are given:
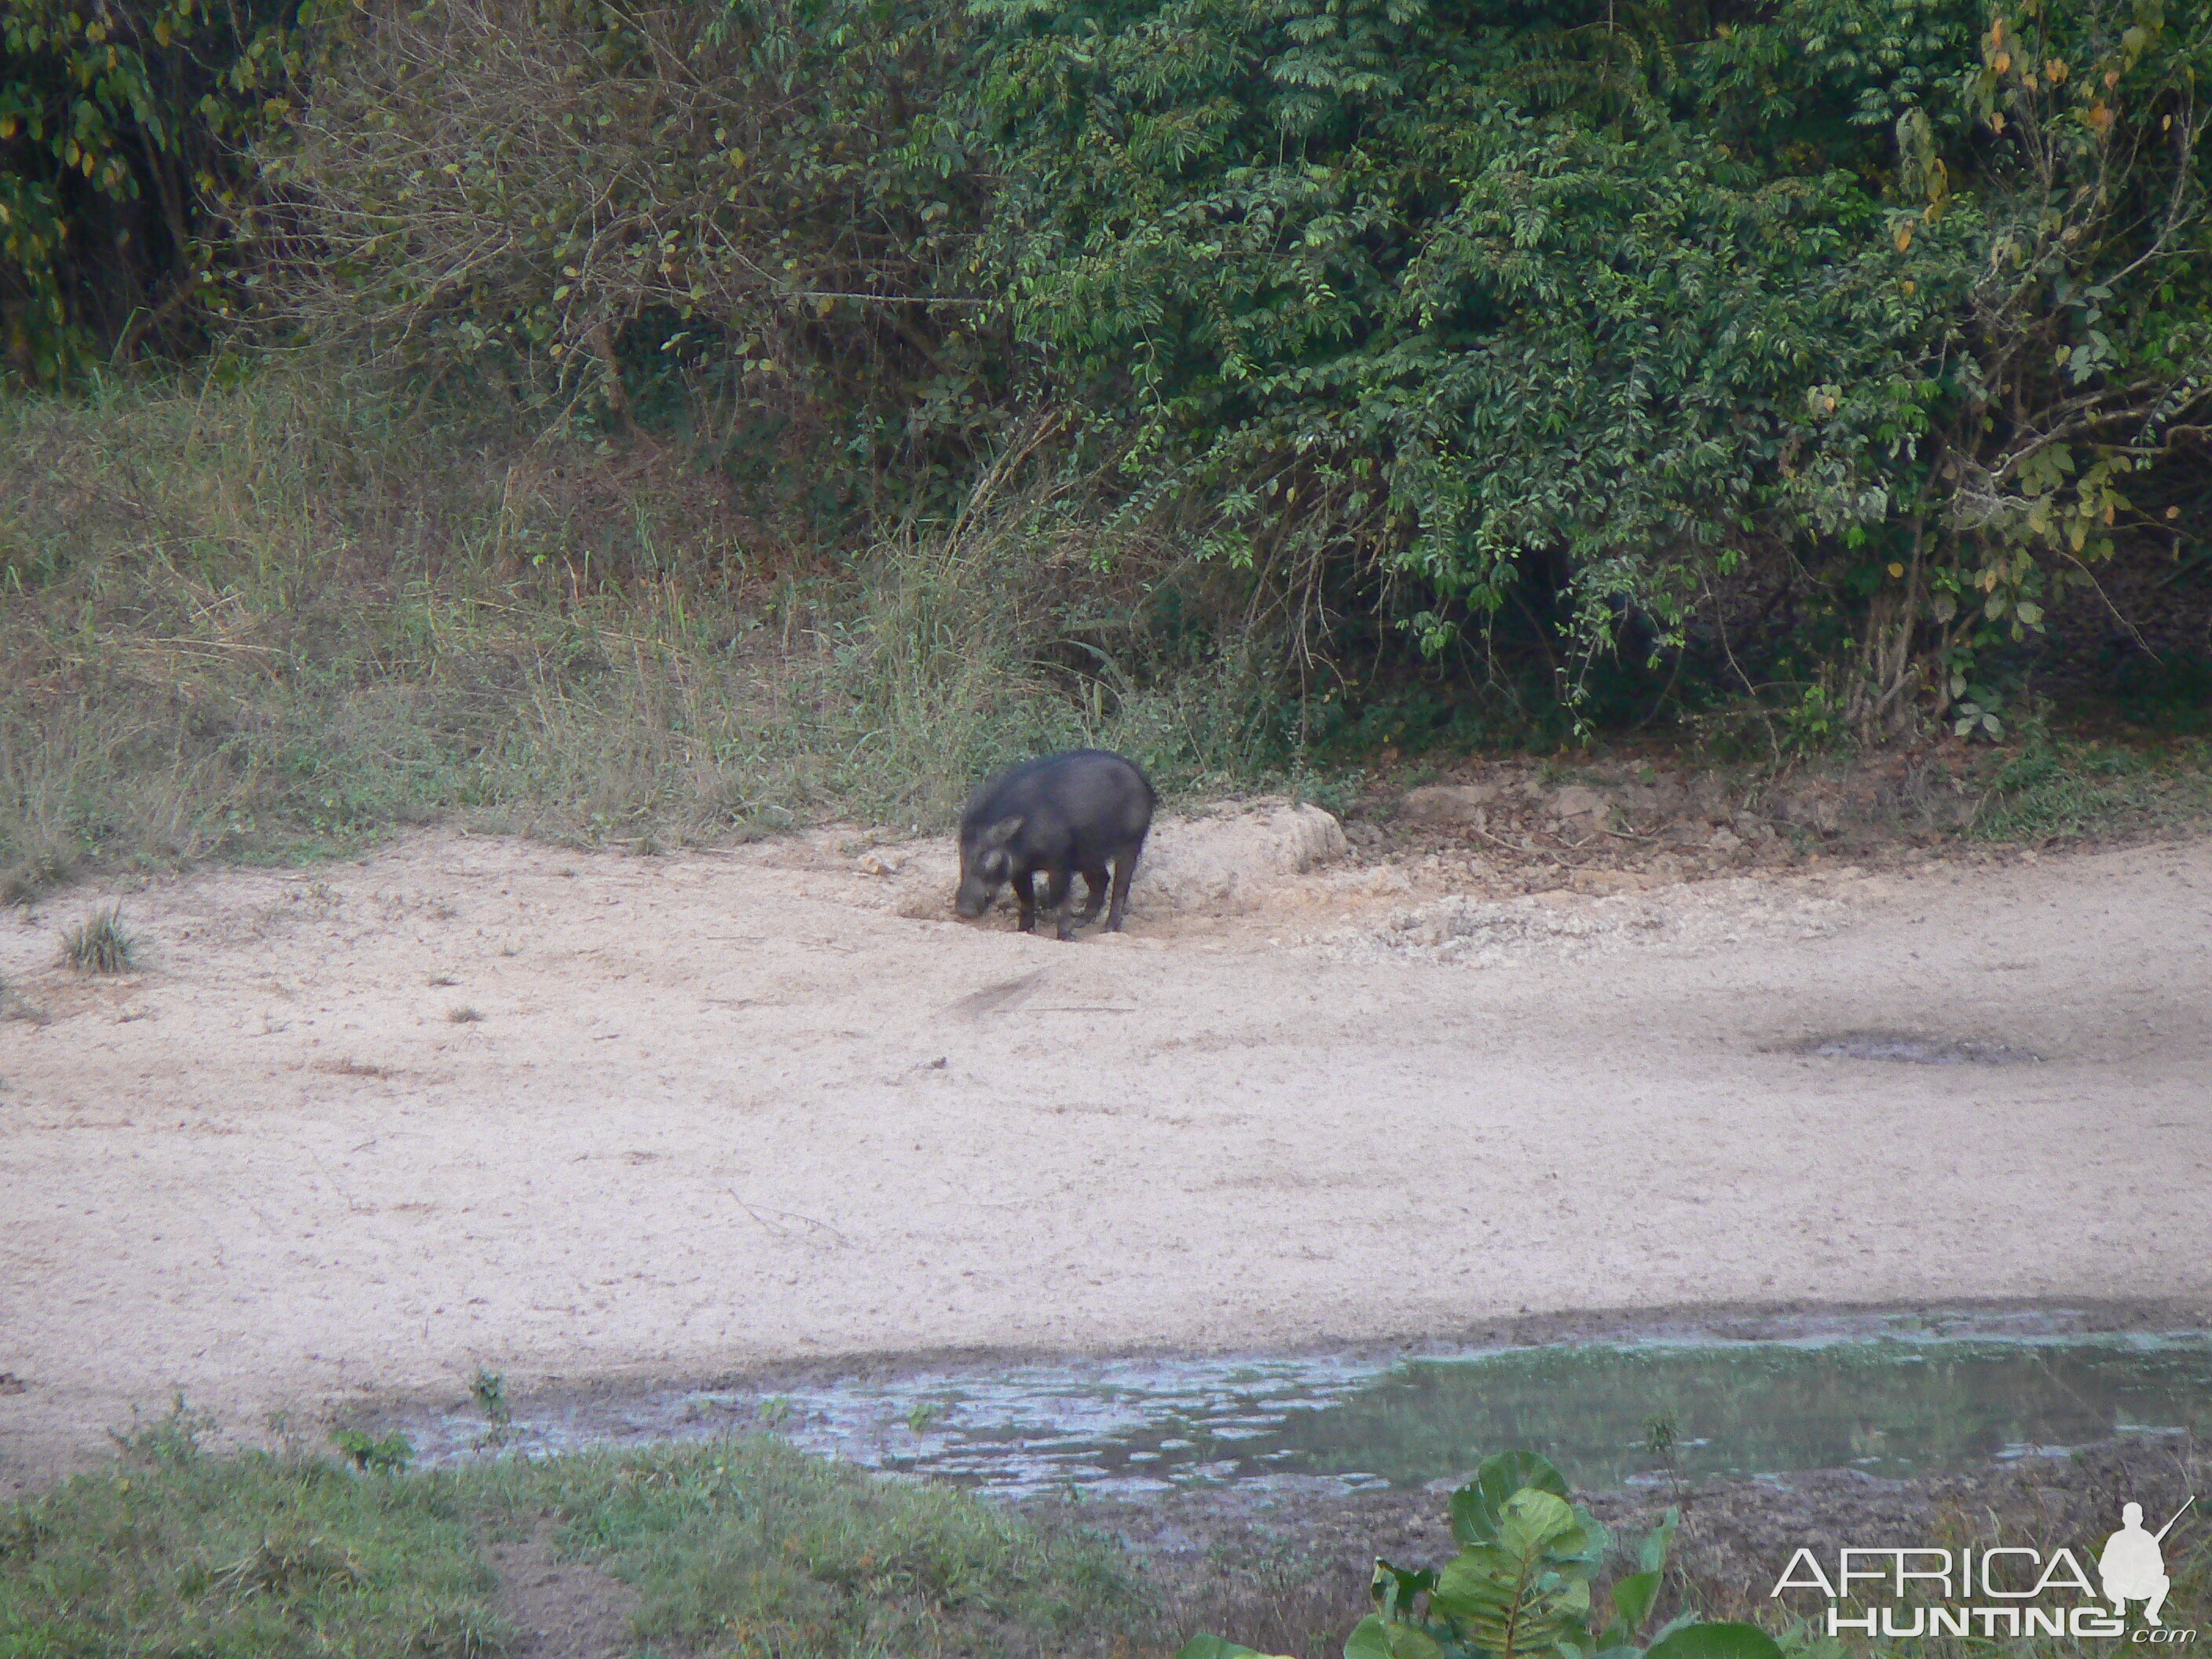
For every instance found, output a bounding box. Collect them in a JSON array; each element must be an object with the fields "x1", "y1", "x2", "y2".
[
  {"x1": 269, "y1": 0, "x2": 996, "y2": 526},
  {"x1": 7, "y1": 0, "x2": 2211, "y2": 829}
]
